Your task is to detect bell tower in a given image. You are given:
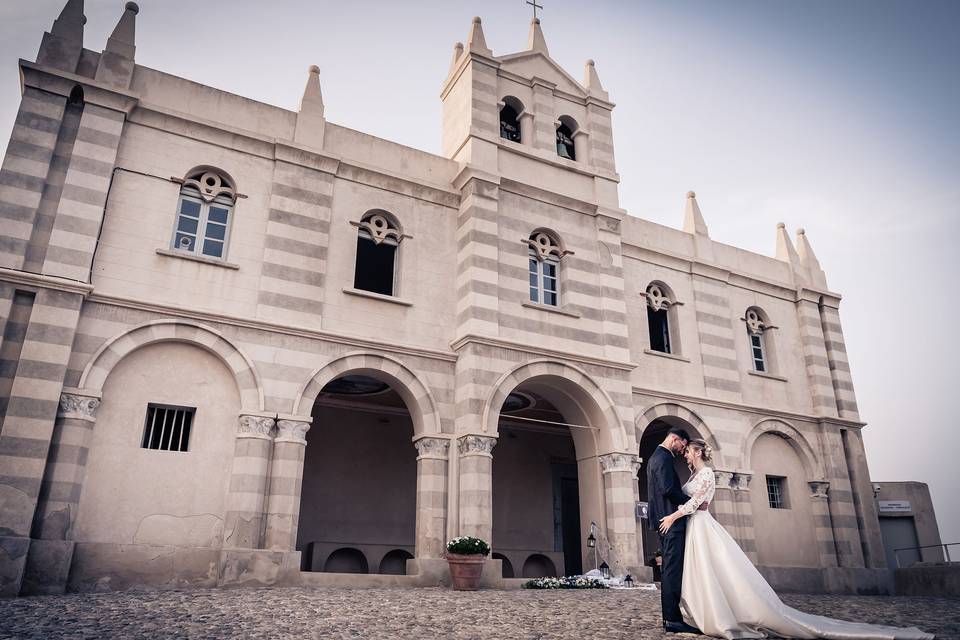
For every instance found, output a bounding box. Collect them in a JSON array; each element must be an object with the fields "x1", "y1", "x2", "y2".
[{"x1": 440, "y1": 16, "x2": 620, "y2": 206}]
